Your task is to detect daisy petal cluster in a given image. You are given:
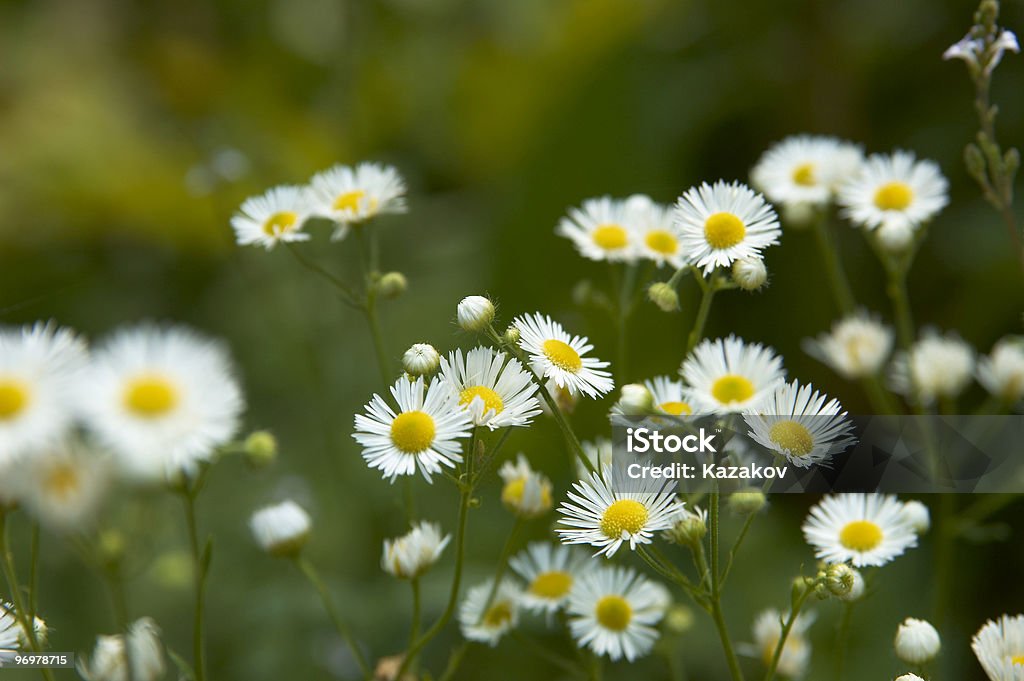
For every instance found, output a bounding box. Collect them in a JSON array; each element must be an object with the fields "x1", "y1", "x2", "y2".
[
  {"x1": 681, "y1": 335, "x2": 786, "y2": 414},
  {"x1": 514, "y1": 313, "x2": 614, "y2": 399},
  {"x1": 230, "y1": 185, "x2": 313, "y2": 250},
  {"x1": 803, "y1": 312, "x2": 894, "y2": 379},
  {"x1": 381, "y1": 521, "x2": 450, "y2": 579},
  {"x1": 458, "y1": 579, "x2": 522, "y2": 646},
  {"x1": 751, "y1": 135, "x2": 864, "y2": 209},
  {"x1": 802, "y1": 493, "x2": 918, "y2": 567},
  {"x1": 977, "y1": 337, "x2": 1024, "y2": 404},
  {"x1": 499, "y1": 454, "x2": 553, "y2": 519},
  {"x1": 890, "y1": 329, "x2": 975, "y2": 405},
  {"x1": 510, "y1": 542, "x2": 590, "y2": 616},
  {"x1": 439, "y1": 347, "x2": 541, "y2": 429},
  {"x1": 972, "y1": 614, "x2": 1024, "y2": 681},
  {"x1": 249, "y1": 500, "x2": 312, "y2": 558},
  {"x1": 556, "y1": 195, "x2": 683, "y2": 267}
]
